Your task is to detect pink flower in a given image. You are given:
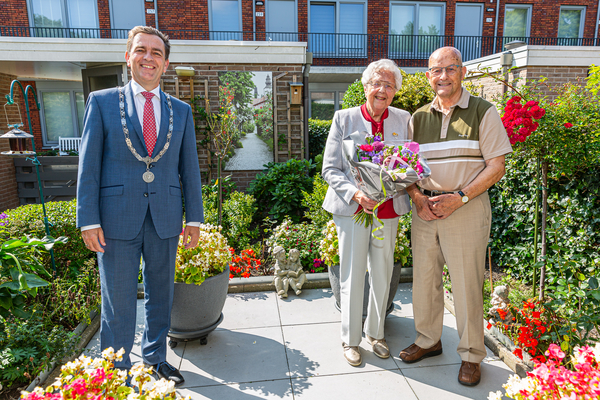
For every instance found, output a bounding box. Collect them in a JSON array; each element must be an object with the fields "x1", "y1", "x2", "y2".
[
  {"x1": 373, "y1": 141, "x2": 385, "y2": 151},
  {"x1": 360, "y1": 144, "x2": 374, "y2": 152},
  {"x1": 545, "y1": 343, "x2": 565, "y2": 360},
  {"x1": 404, "y1": 141, "x2": 420, "y2": 154}
]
